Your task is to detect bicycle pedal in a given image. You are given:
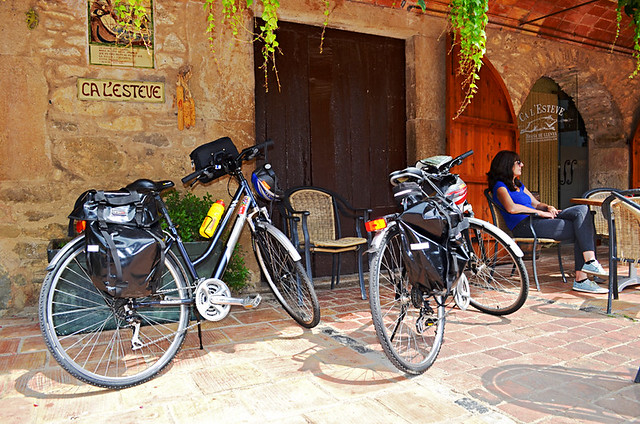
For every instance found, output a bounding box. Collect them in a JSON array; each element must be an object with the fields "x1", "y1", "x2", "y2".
[{"x1": 242, "y1": 294, "x2": 261, "y2": 309}]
